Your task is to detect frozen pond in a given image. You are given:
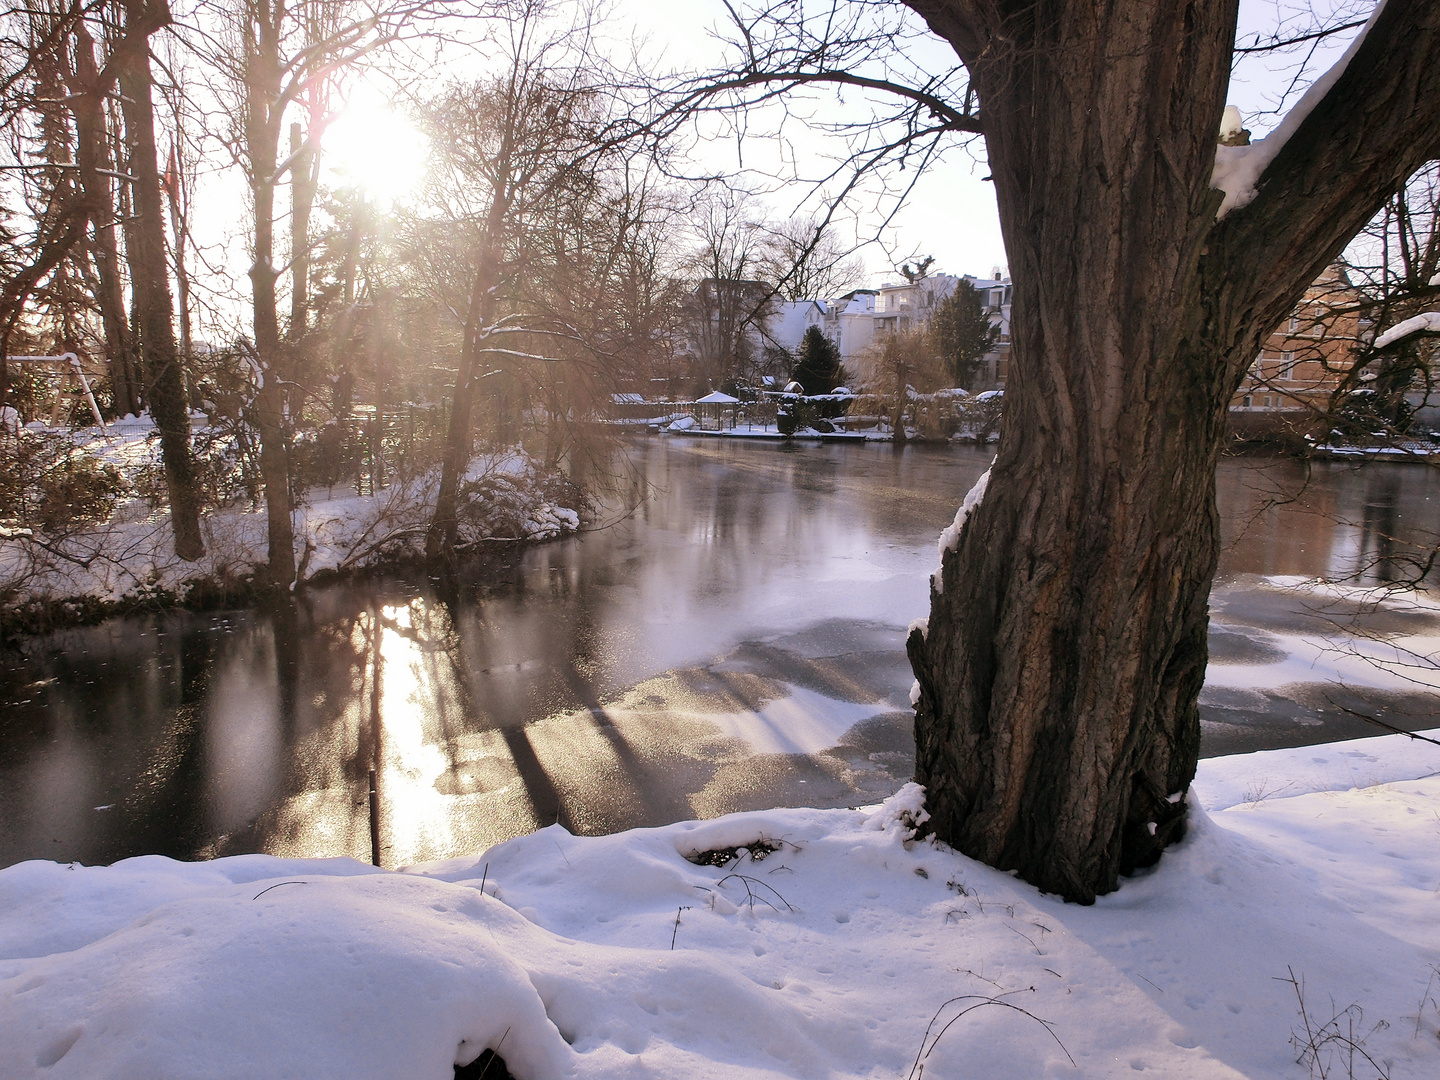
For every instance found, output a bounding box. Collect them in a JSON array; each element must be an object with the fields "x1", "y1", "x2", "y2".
[{"x1": 3, "y1": 438, "x2": 1438, "y2": 869}]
